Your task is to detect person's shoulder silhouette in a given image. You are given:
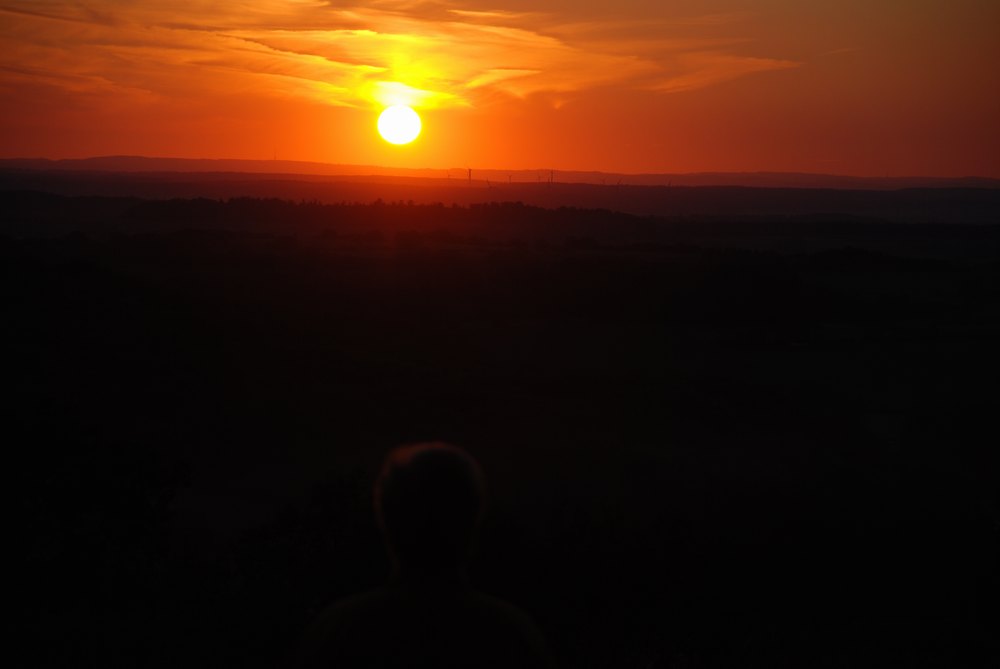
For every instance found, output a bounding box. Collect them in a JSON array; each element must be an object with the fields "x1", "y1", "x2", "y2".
[{"x1": 287, "y1": 442, "x2": 551, "y2": 669}]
